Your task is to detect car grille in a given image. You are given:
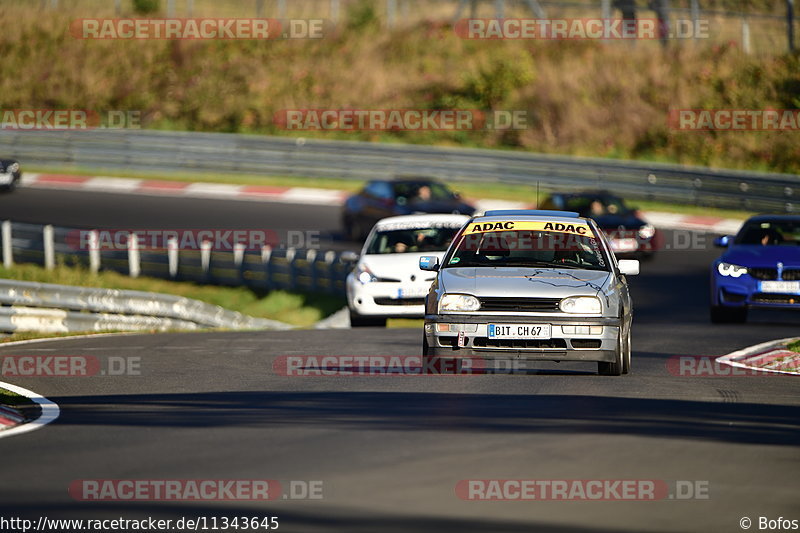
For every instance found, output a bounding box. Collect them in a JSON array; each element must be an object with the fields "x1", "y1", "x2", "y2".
[
  {"x1": 748, "y1": 268, "x2": 778, "y2": 280},
  {"x1": 751, "y1": 293, "x2": 800, "y2": 305},
  {"x1": 472, "y1": 338, "x2": 568, "y2": 350},
  {"x1": 477, "y1": 297, "x2": 561, "y2": 312},
  {"x1": 373, "y1": 297, "x2": 425, "y2": 306},
  {"x1": 781, "y1": 269, "x2": 800, "y2": 281}
]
